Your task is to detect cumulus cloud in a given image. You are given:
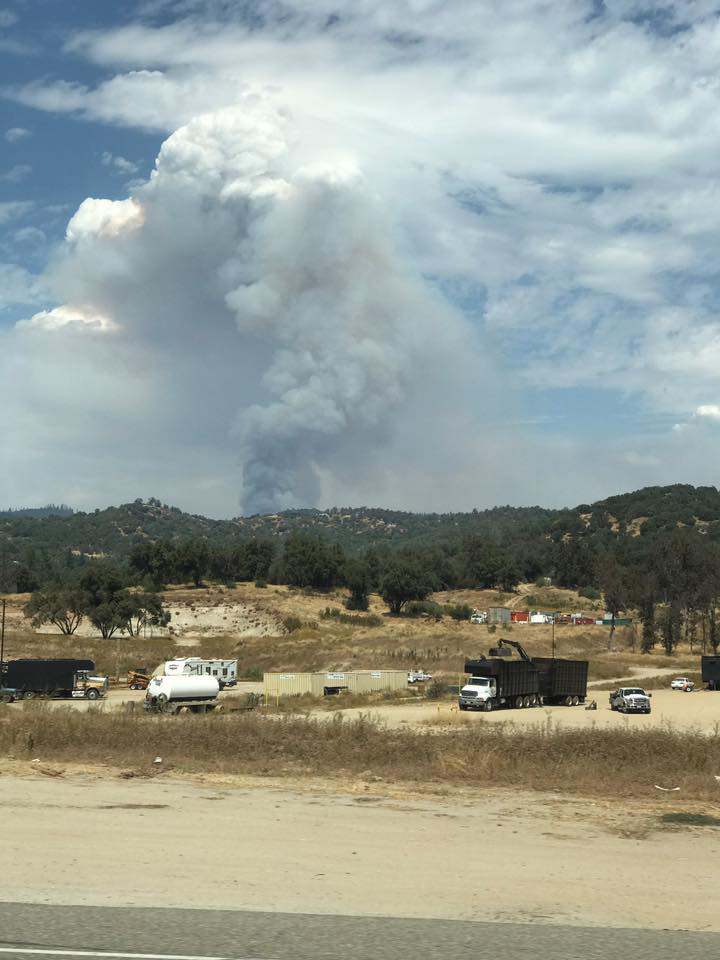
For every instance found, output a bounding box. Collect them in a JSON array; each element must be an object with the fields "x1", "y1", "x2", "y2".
[
  {"x1": 8, "y1": 1, "x2": 720, "y2": 512},
  {"x1": 65, "y1": 197, "x2": 145, "y2": 241},
  {"x1": 15, "y1": 101, "x2": 498, "y2": 514}
]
